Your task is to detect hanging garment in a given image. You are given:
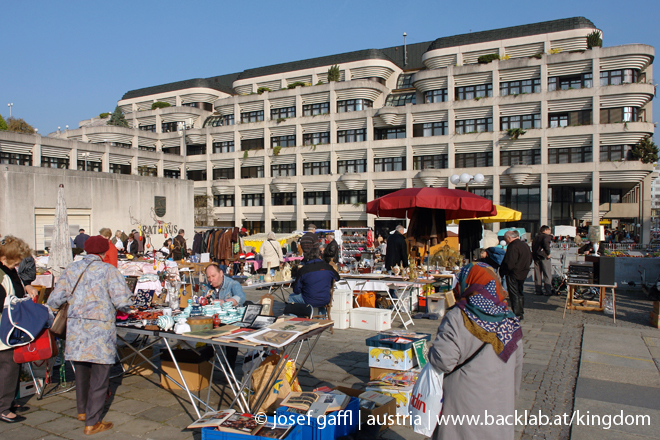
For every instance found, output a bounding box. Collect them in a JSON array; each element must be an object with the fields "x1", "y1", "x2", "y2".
[
  {"x1": 407, "y1": 208, "x2": 447, "y2": 245},
  {"x1": 459, "y1": 220, "x2": 483, "y2": 260}
]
